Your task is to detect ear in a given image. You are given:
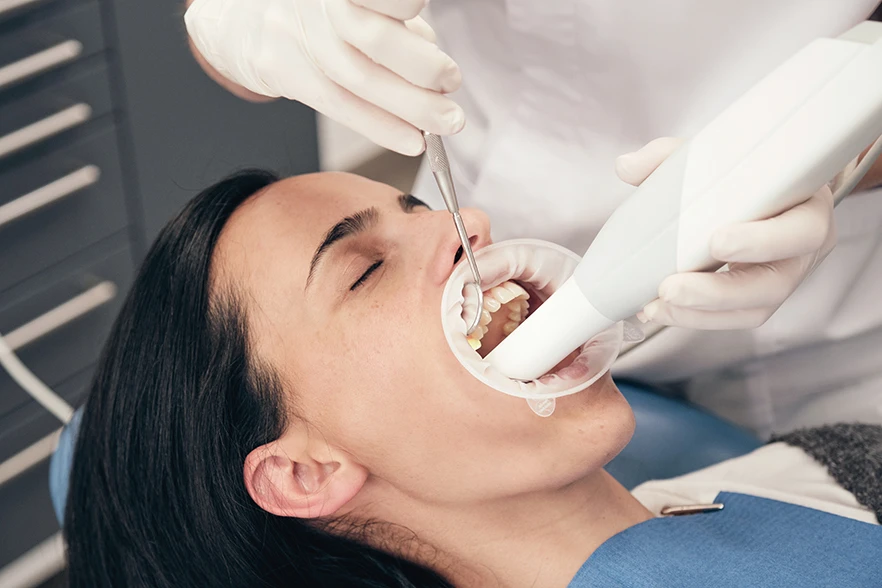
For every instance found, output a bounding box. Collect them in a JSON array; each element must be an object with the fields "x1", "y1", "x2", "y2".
[{"x1": 243, "y1": 427, "x2": 368, "y2": 519}]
